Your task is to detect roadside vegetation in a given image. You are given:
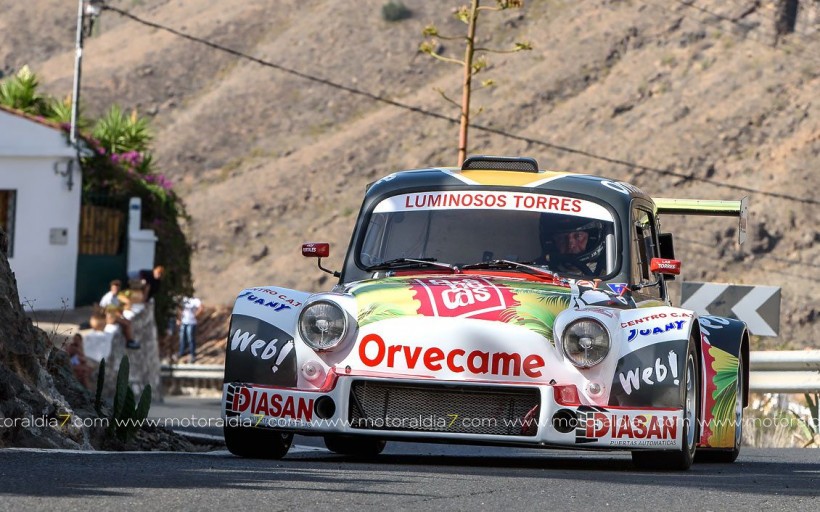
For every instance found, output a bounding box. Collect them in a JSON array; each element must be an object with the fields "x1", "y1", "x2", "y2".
[{"x1": 0, "y1": 65, "x2": 193, "y2": 331}]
